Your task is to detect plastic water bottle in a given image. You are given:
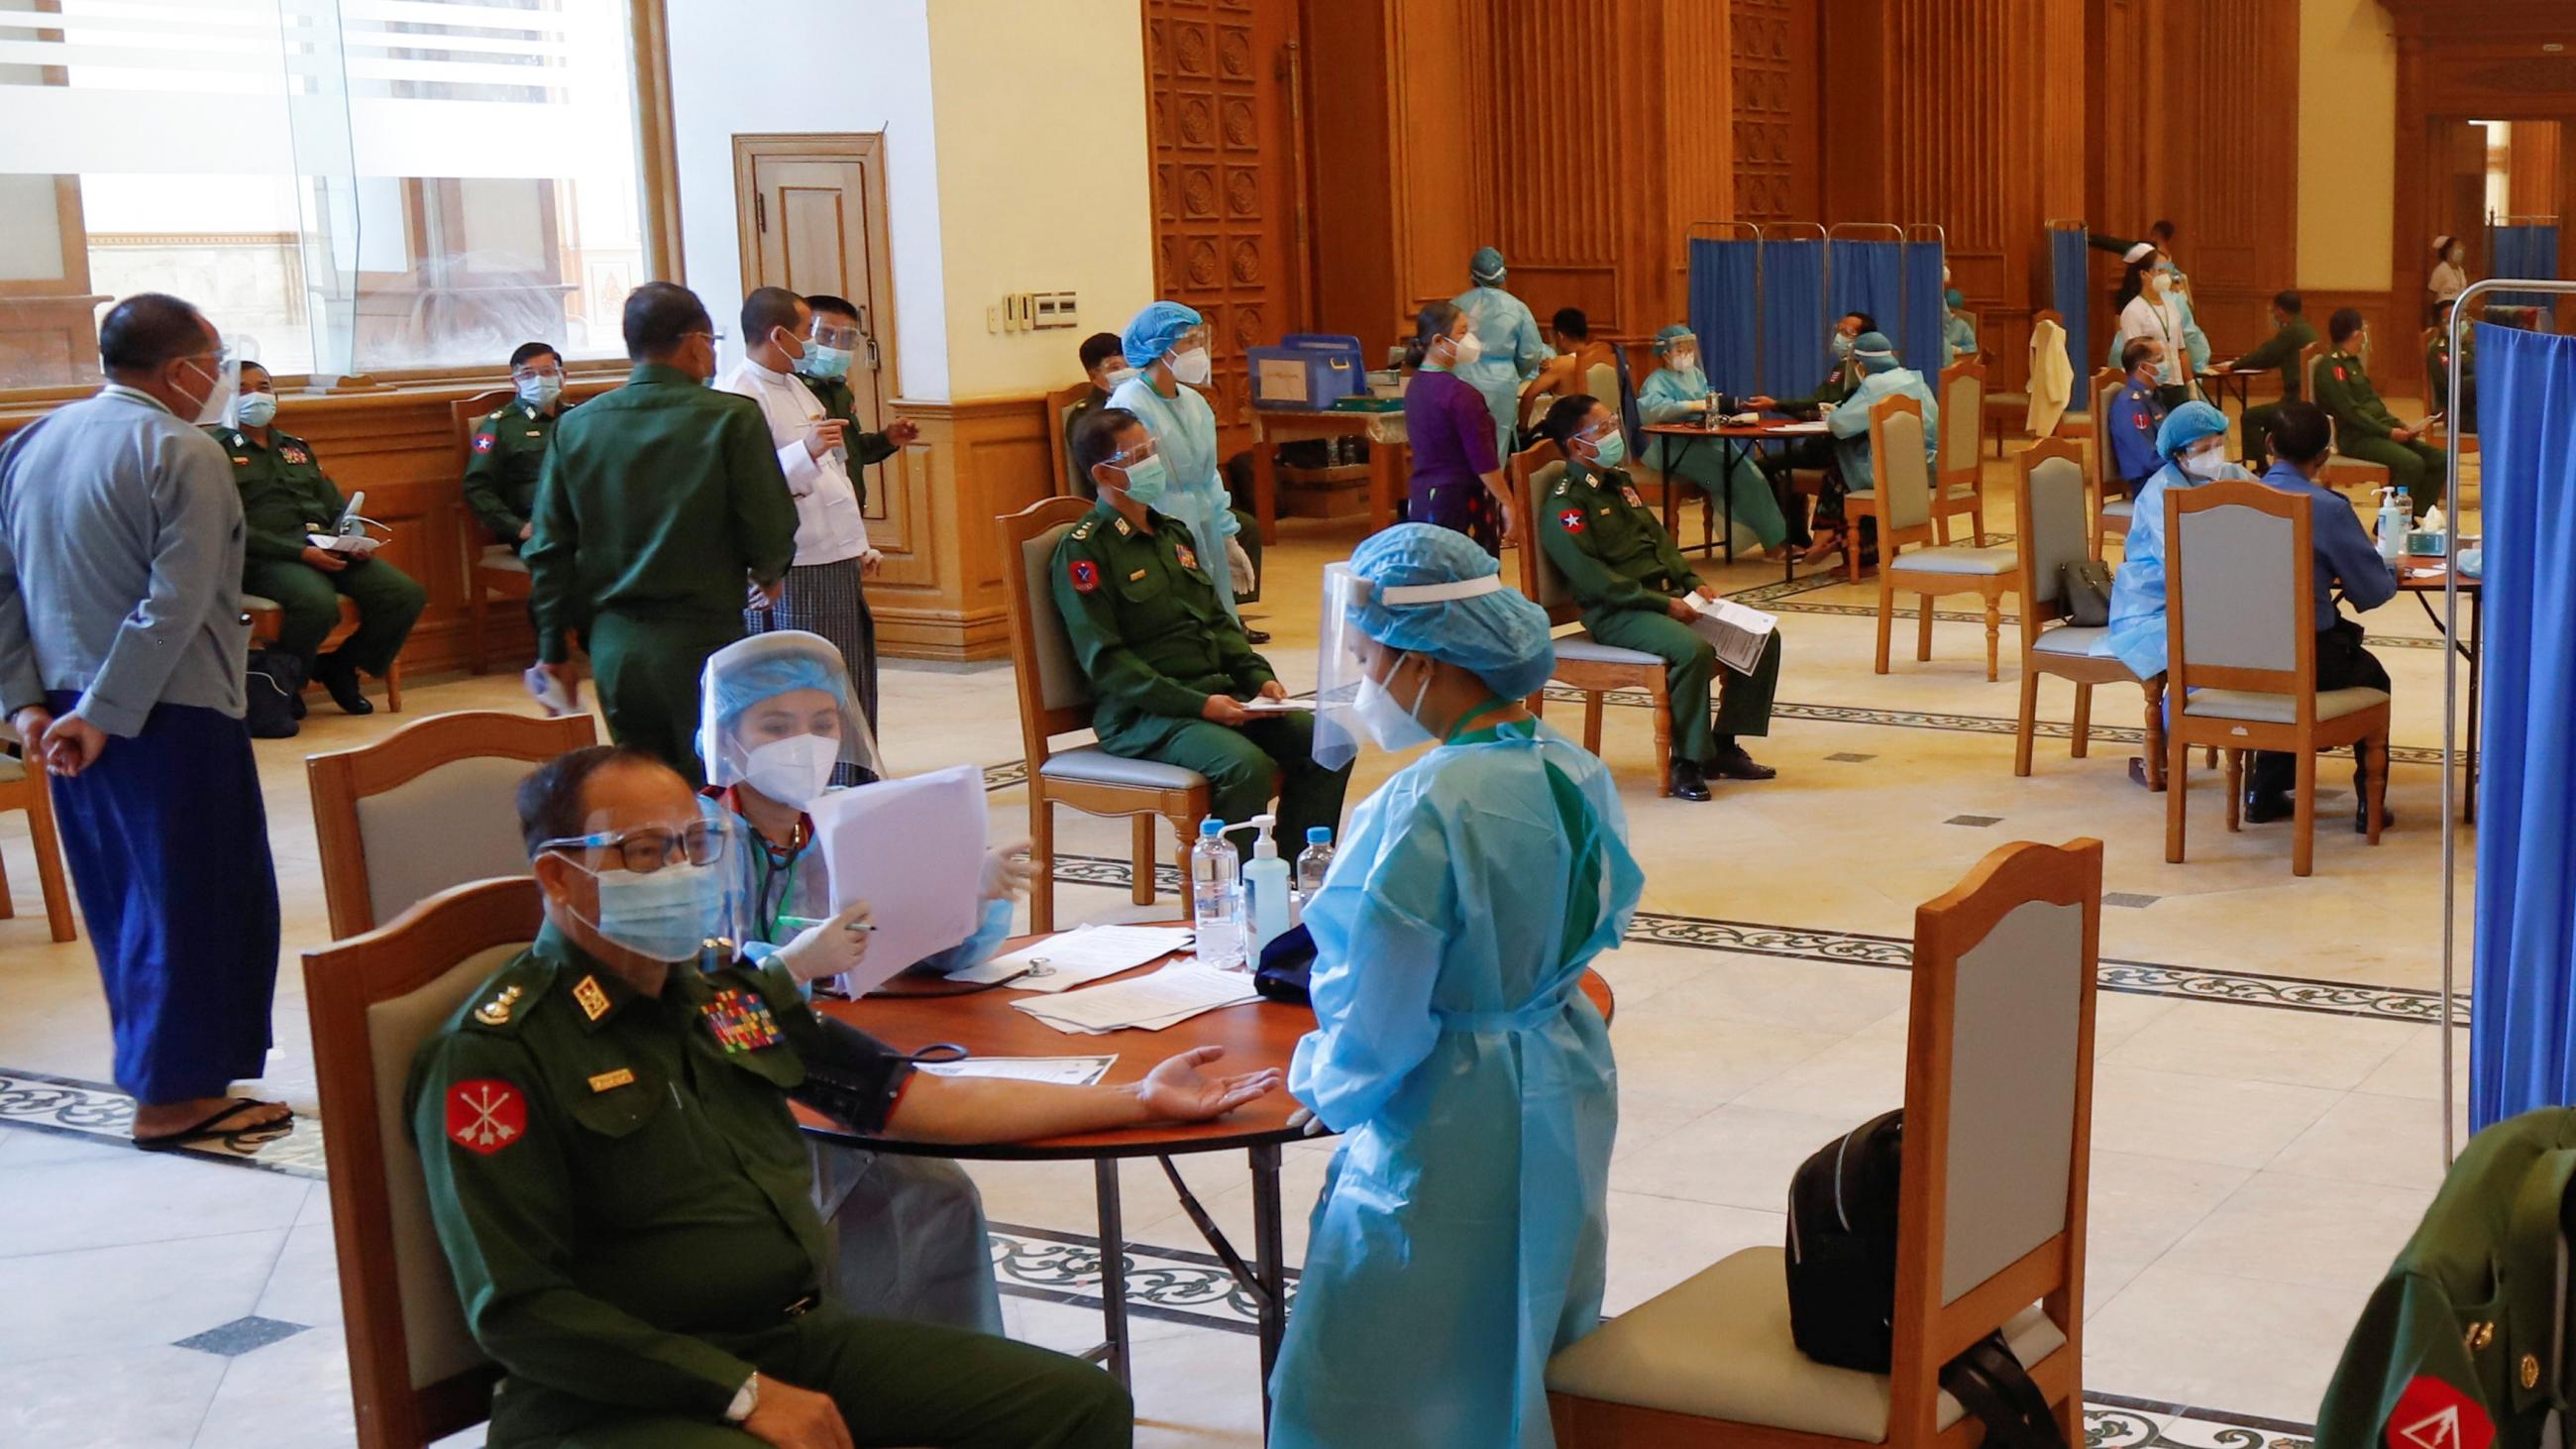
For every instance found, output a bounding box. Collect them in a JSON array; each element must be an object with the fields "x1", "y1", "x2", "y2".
[
  {"x1": 1190, "y1": 818, "x2": 1246, "y2": 970},
  {"x1": 1294, "y1": 827, "x2": 1335, "y2": 909}
]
